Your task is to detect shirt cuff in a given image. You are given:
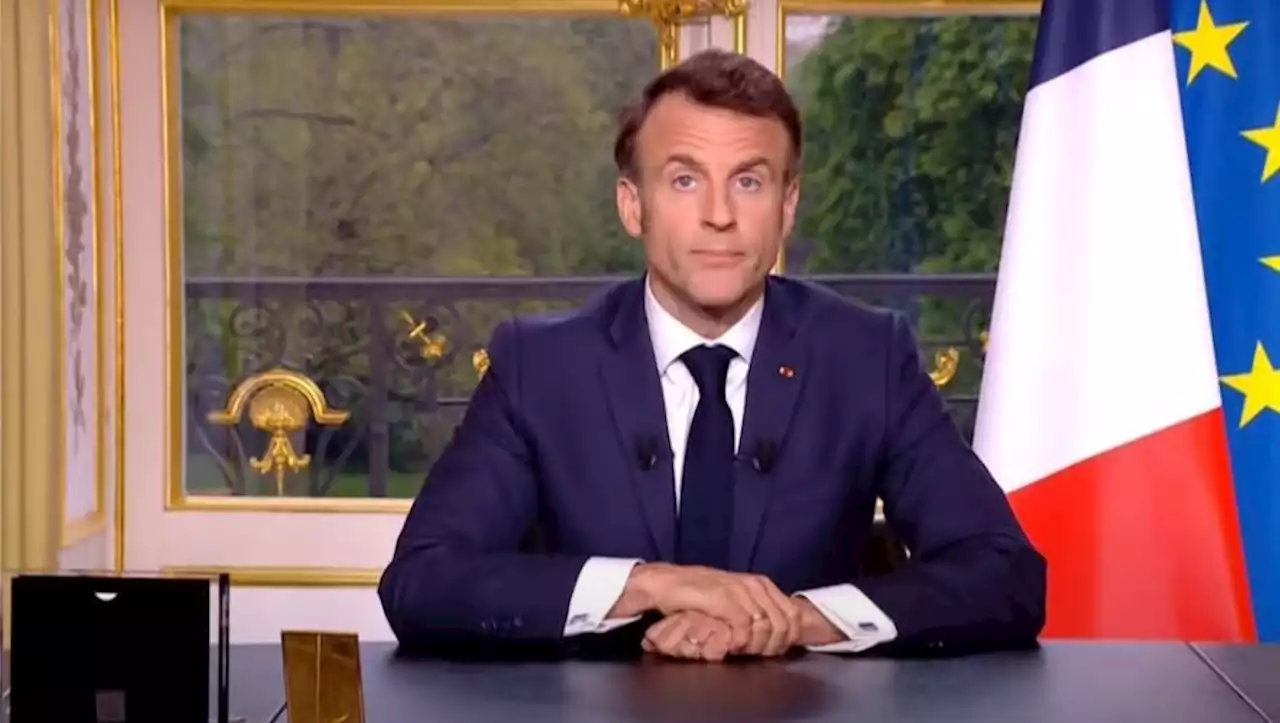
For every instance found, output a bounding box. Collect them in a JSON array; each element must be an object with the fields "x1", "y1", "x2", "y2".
[
  {"x1": 562, "y1": 557, "x2": 645, "y2": 636},
  {"x1": 794, "y1": 583, "x2": 898, "y2": 653}
]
